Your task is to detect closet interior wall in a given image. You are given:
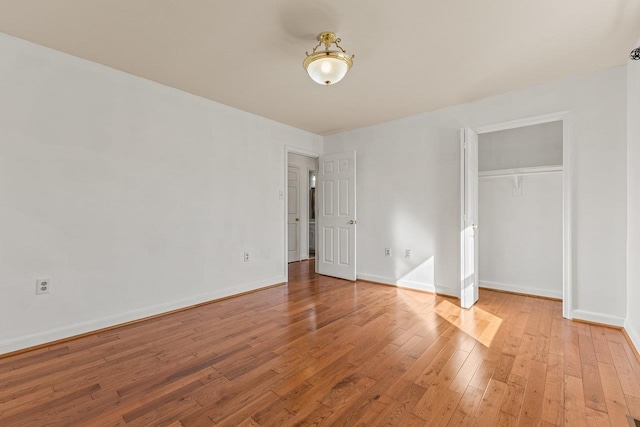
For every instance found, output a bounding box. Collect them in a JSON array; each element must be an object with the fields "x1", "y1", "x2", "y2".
[{"x1": 478, "y1": 121, "x2": 564, "y2": 299}]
